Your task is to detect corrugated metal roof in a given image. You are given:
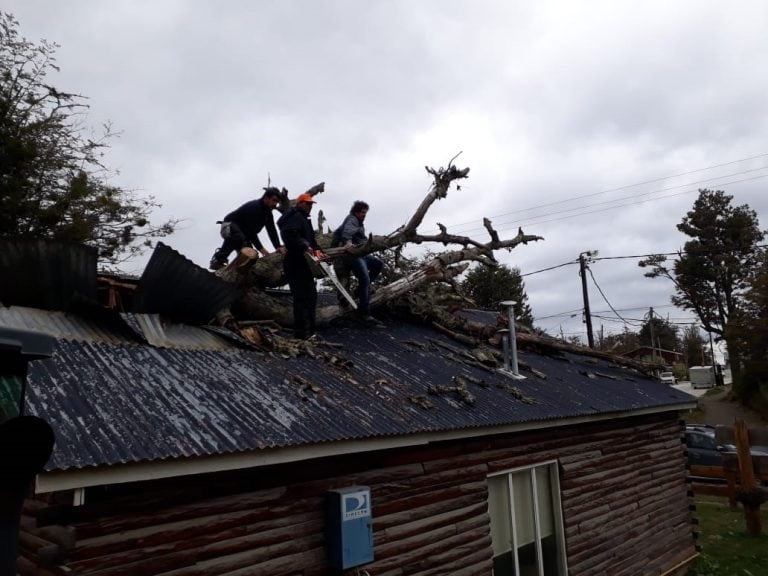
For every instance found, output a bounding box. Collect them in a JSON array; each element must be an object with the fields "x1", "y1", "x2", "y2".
[
  {"x1": 25, "y1": 320, "x2": 695, "y2": 473},
  {"x1": 0, "y1": 239, "x2": 97, "y2": 310},
  {"x1": 0, "y1": 306, "x2": 135, "y2": 344},
  {"x1": 132, "y1": 243, "x2": 238, "y2": 325},
  {"x1": 0, "y1": 306, "x2": 240, "y2": 351},
  {"x1": 121, "y1": 313, "x2": 234, "y2": 350}
]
